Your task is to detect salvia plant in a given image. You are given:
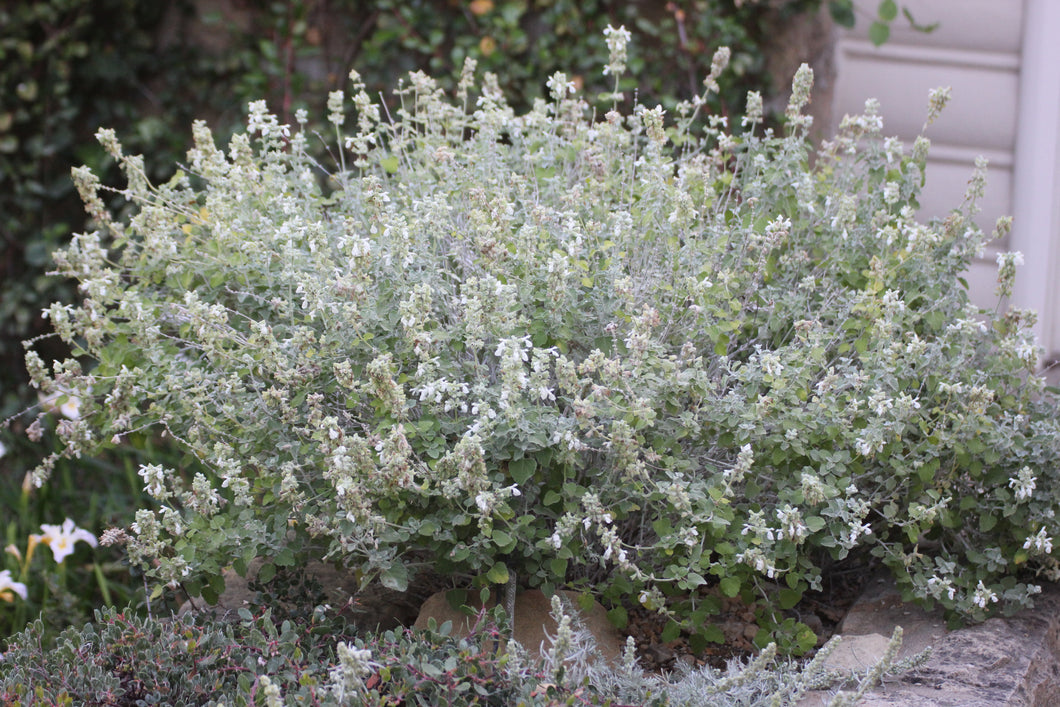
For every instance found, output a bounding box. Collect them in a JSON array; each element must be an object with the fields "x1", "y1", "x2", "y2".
[{"x1": 17, "y1": 27, "x2": 1060, "y2": 653}]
